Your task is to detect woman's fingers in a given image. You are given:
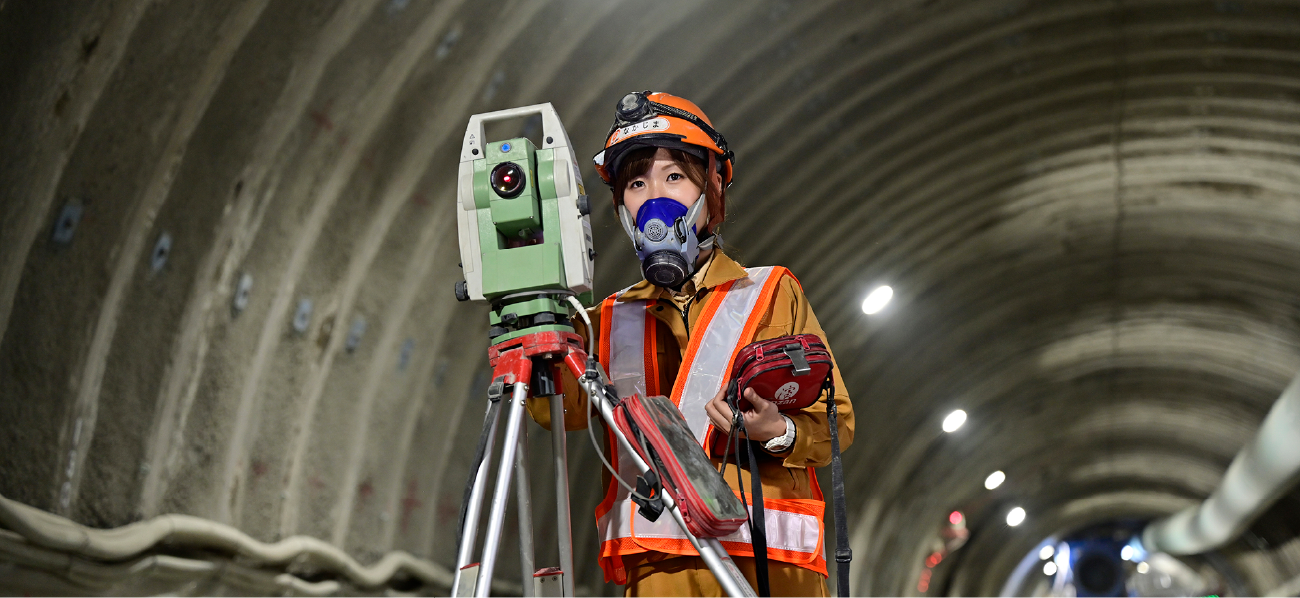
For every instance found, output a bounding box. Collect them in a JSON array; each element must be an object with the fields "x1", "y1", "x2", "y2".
[
  {"x1": 741, "y1": 387, "x2": 785, "y2": 441},
  {"x1": 744, "y1": 388, "x2": 776, "y2": 413},
  {"x1": 705, "y1": 391, "x2": 733, "y2": 433}
]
